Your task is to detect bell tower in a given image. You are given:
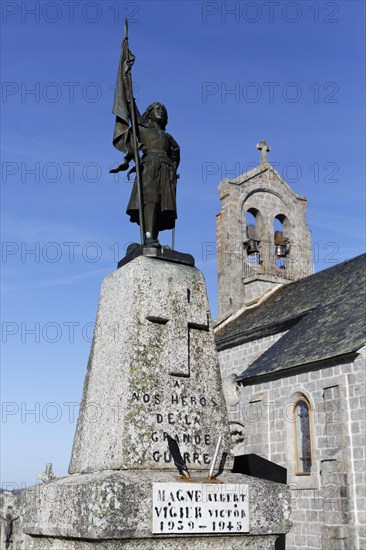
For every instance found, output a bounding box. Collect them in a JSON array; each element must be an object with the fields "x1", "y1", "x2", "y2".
[{"x1": 216, "y1": 141, "x2": 313, "y2": 319}]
